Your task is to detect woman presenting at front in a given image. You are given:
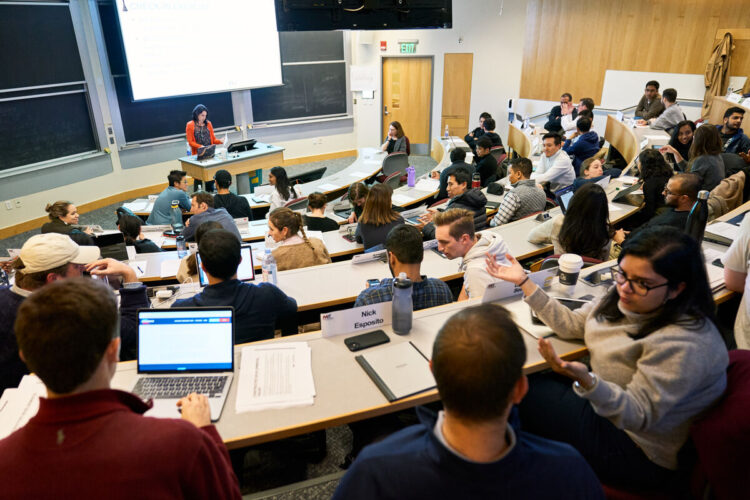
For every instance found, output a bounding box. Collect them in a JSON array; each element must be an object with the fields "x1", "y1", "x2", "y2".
[
  {"x1": 186, "y1": 104, "x2": 225, "y2": 191},
  {"x1": 486, "y1": 226, "x2": 727, "y2": 489}
]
